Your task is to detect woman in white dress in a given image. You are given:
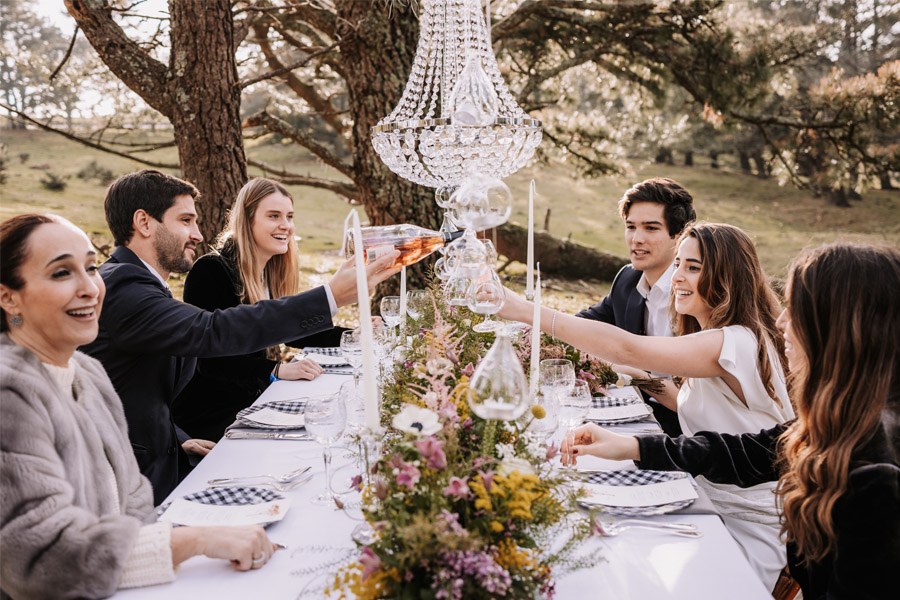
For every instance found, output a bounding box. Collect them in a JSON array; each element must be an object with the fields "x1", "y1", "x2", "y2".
[{"x1": 500, "y1": 222, "x2": 793, "y2": 591}]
